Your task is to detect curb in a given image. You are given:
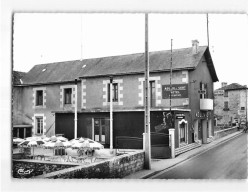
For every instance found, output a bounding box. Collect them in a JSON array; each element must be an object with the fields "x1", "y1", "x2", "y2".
[{"x1": 141, "y1": 131, "x2": 243, "y2": 179}]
